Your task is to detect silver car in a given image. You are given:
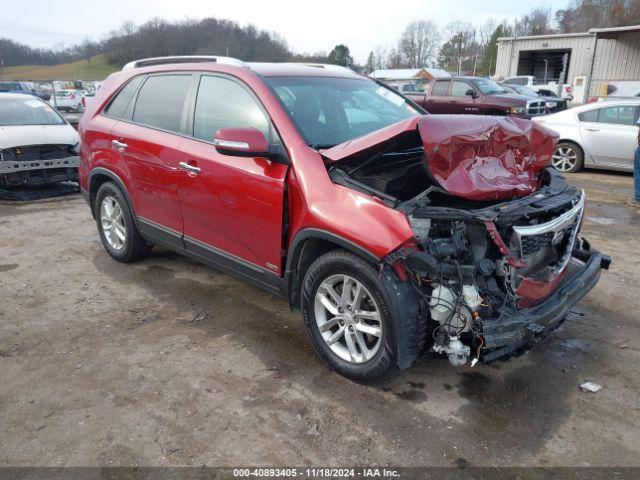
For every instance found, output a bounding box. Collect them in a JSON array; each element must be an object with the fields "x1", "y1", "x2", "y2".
[{"x1": 533, "y1": 99, "x2": 639, "y2": 173}]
